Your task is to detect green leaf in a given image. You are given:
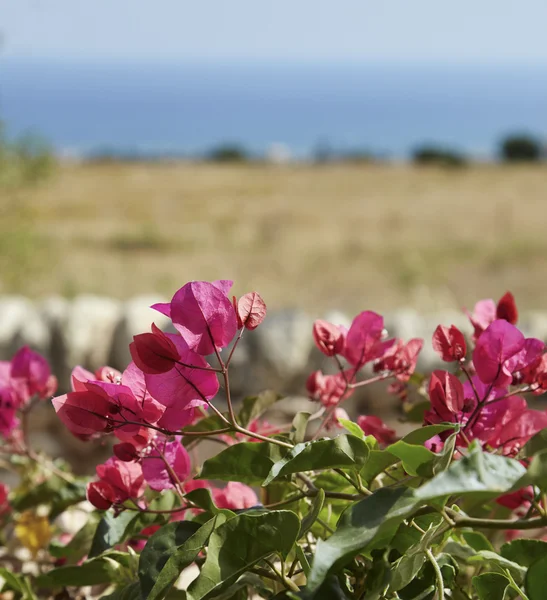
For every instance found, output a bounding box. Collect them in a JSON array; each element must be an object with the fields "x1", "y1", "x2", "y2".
[
  {"x1": 187, "y1": 510, "x2": 300, "y2": 600},
  {"x1": 400, "y1": 424, "x2": 456, "y2": 445},
  {"x1": 291, "y1": 412, "x2": 311, "y2": 444},
  {"x1": 359, "y1": 449, "x2": 399, "y2": 484},
  {"x1": 415, "y1": 442, "x2": 526, "y2": 501},
  {"x1": 10, "y1": 476, "x2": 87, "y2": 518},
  {"x1": 263, "y1": 435, "x2": 370, "y2": 486},
  {"x1": 146, "y1": 517, "x2": 223, "y2": 600},
  {"x1": 299, "y1": 489, "x2": 325, "y2": 539},
  {"x1": 101, "y1": 582, "x2": 143, "y2": 600},
  {"x1": 526, "y1": 553, "x2": 547, "y2": 600},
  {"x1": 462, "y1": 531, "x2": 494, "y2": 553},
  {"x1": 386, "y1": 441, "x2": 437, "y2": 477},
  {"x1": 49, "y1": 513, "x2": 101, "y2": 563},
  {"x1": 306, "y1": 487, "x2": 419, "y2": 593},
  {"x1": 199, "y1": 442, "x2": 285, "y2": 485},
  {"x1": 472, "y1": 573, "x2": 510, "y2": 600},
  {"x1": 501, "y1": 539, "x2": 547, "y2": 568},
  {"x1": 524, "y1": 427, "x2": 547, "y2": 457},
  {"x1": 337, "y1": 418, "x2": 365, "y2": 440},
  {"x1": 138, "y1": 520, "x2": 202, "y2": 599},
  {"x1": 238, "y1": 390, "x2": 282, "y2": 427},
  {"x1": 514, "y1": 449, "x2": 547, "y2": 491},
  {"x1": 89, "y1": 510, "x2": 139, "y2": 558},
  {"x1": 36, "y1": 555, "x2": 123, "y2": 588},
  {"x1": 0, "y1": 568, "x2": 24, "y2": 594},
  {"x1": 468, "y1": 551, "x2": 526, "y2": 579}
]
